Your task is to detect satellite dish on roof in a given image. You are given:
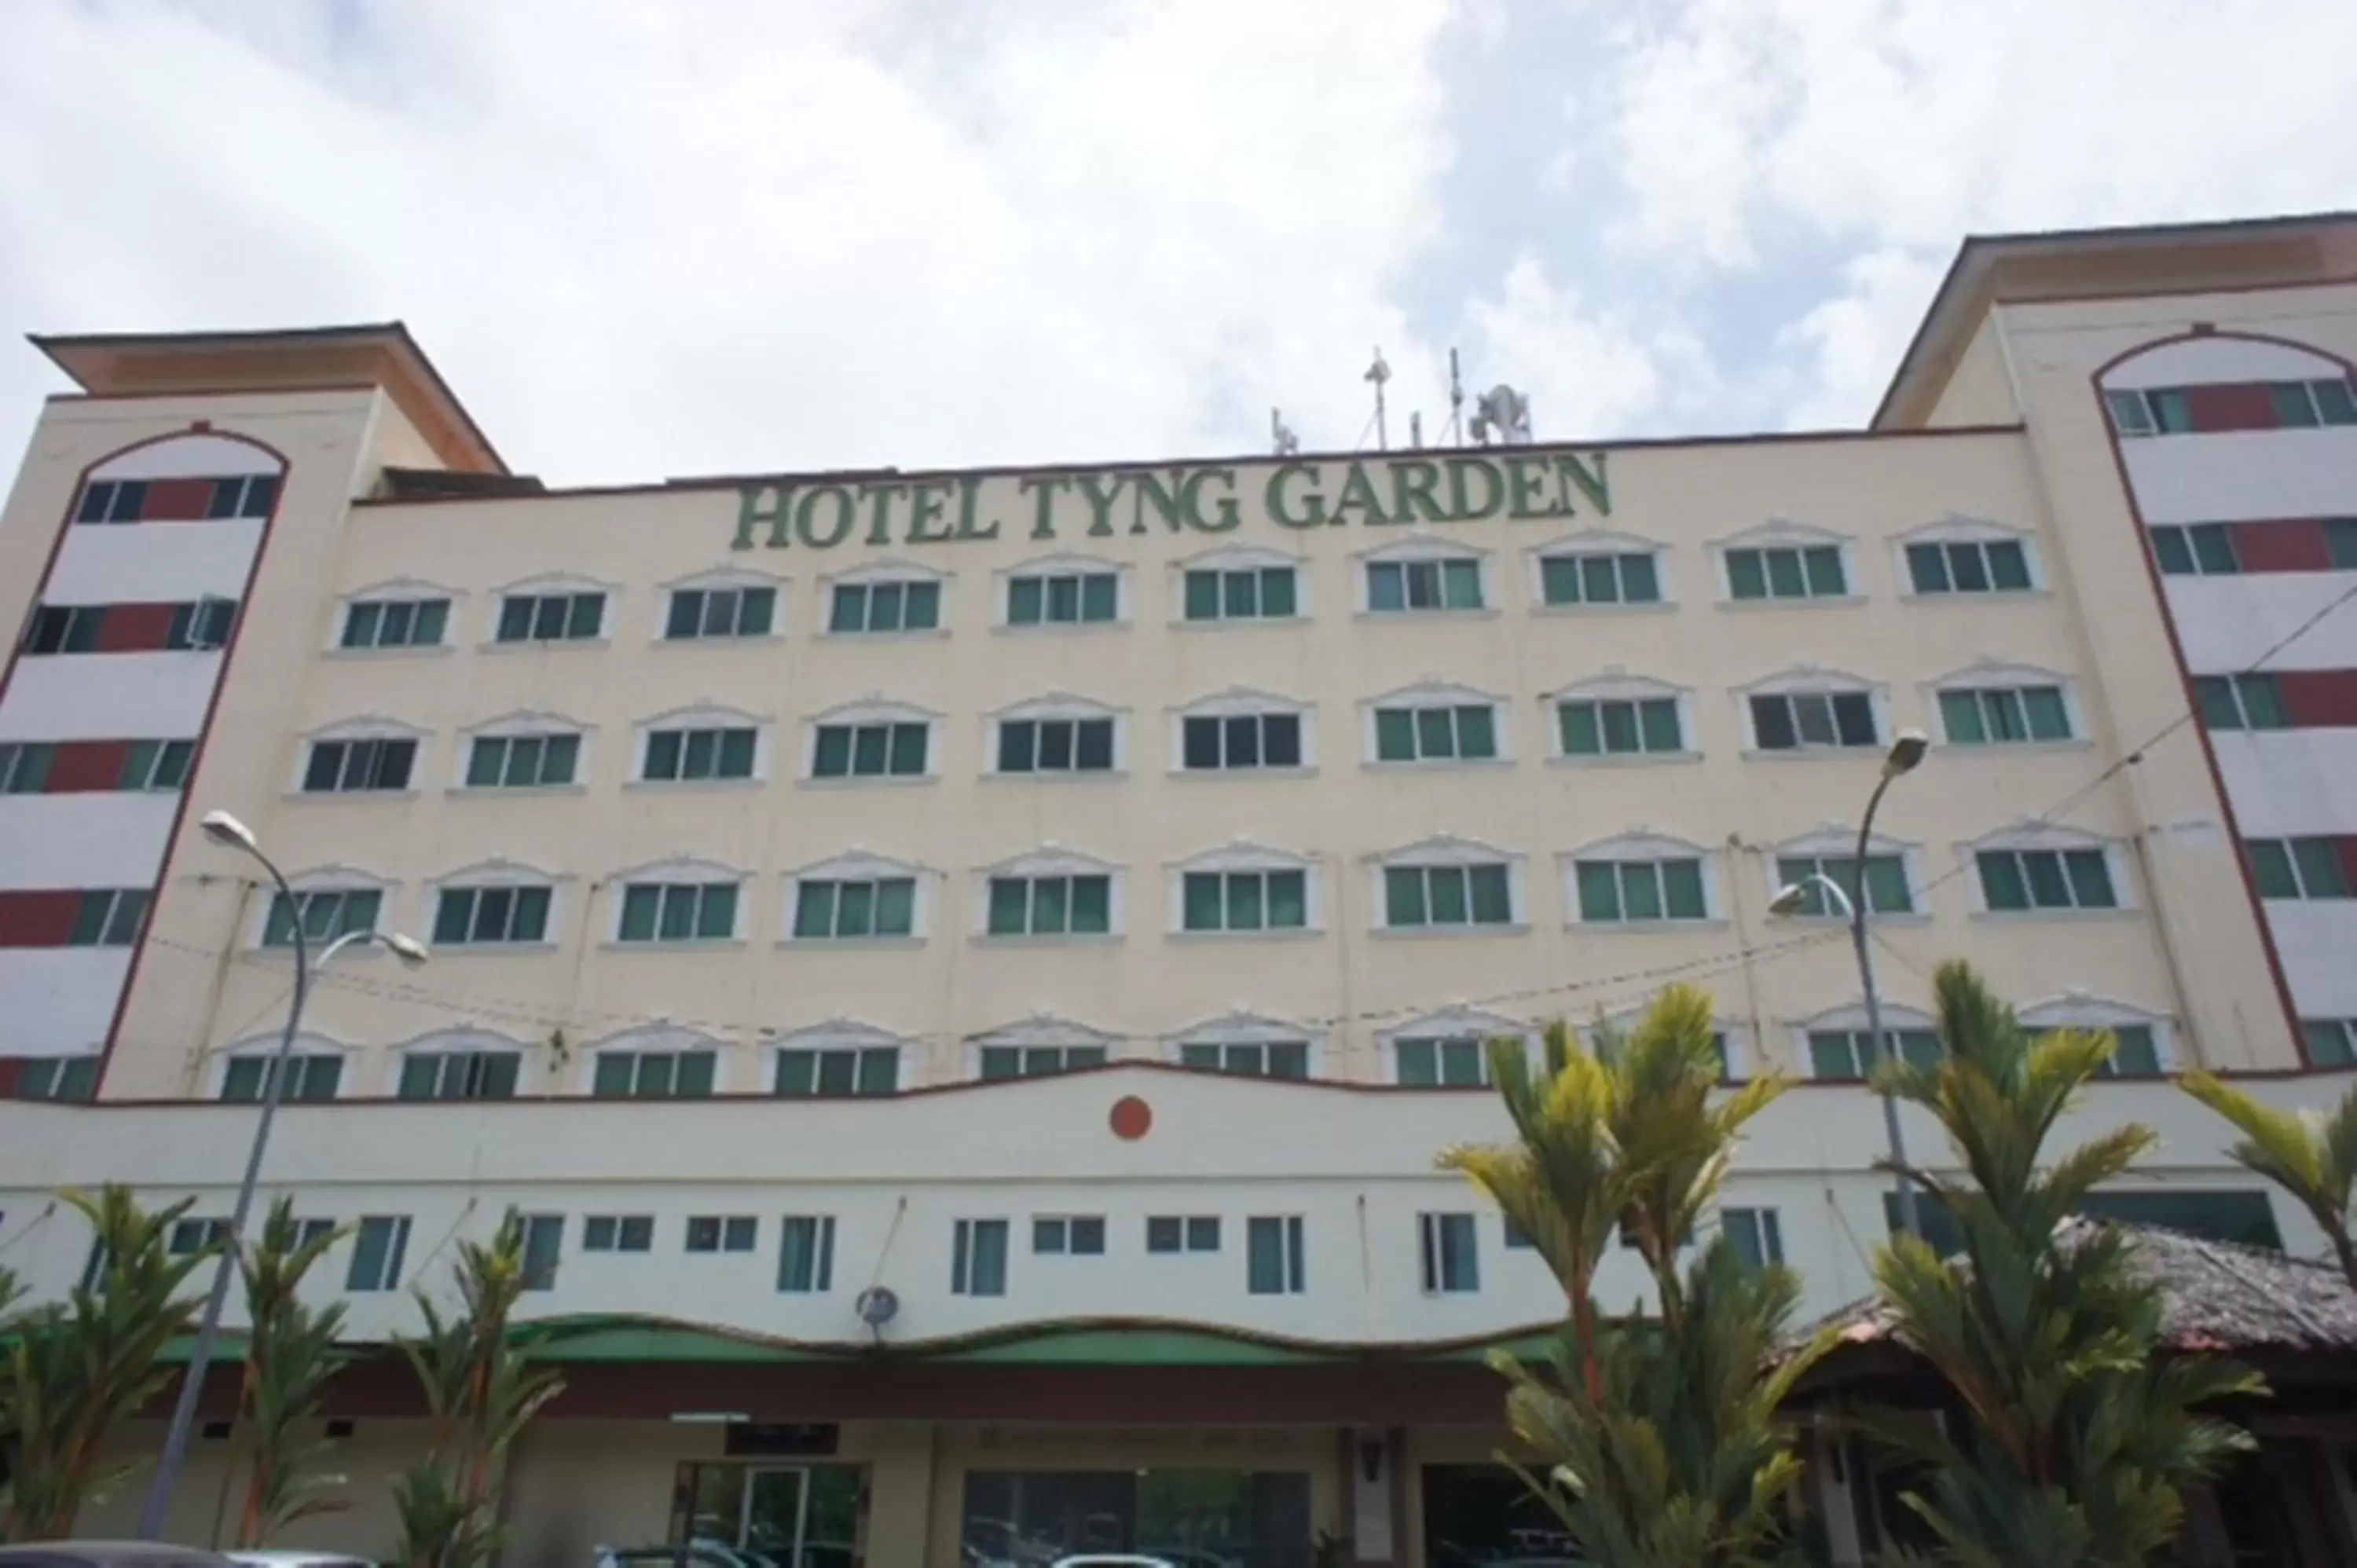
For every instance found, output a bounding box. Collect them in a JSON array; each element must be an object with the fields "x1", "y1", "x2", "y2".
[{"x1": 1472, "y1": 383, "x2": 1533, "y2": 446}]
